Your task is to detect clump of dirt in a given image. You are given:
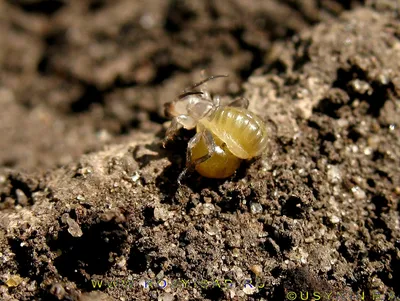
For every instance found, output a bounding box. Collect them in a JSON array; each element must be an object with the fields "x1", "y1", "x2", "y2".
[{"x1": 1, "y1": 1, "x2": 399, "y2": 301}]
